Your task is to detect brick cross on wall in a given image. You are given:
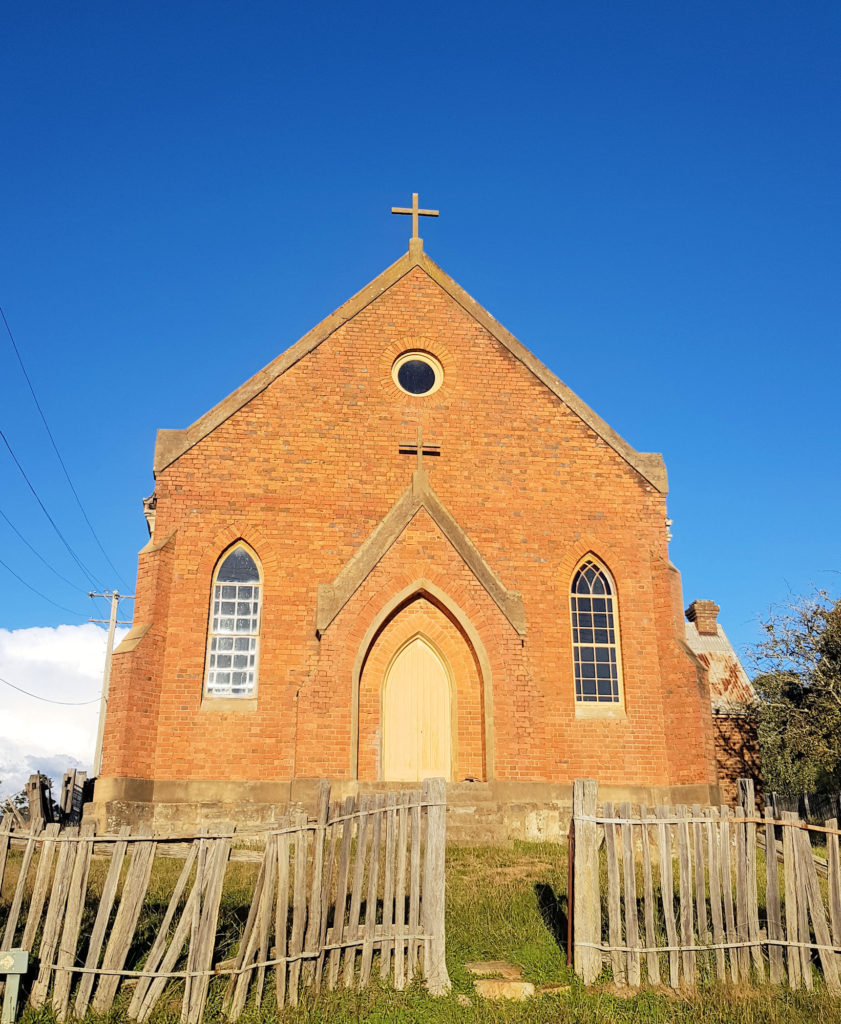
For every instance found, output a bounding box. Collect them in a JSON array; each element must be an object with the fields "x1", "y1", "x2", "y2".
[{"x1": 399, "y1": 426, "x2": 440, "y2": 471}]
